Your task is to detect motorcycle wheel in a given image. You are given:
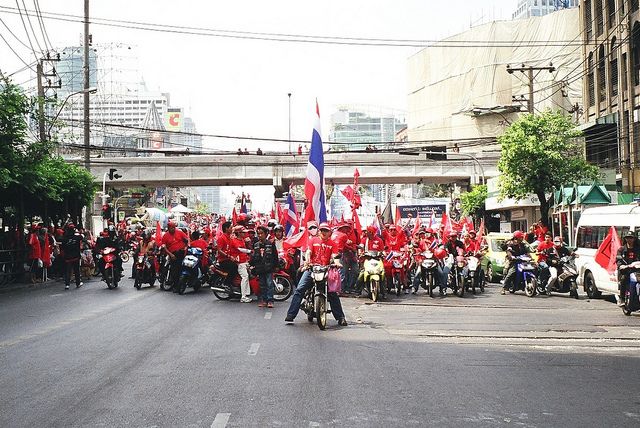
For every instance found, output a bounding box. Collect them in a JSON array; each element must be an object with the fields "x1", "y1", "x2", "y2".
[
  {"x1": 479, "y1": 275, "x2": 485, "y2": 292},
  {"x1": 394, "y1": 274, "x2": 401, "y2": 296},
  {"x1": 622, "y1": 296, "x2": 632, "y2": 316},
  {"x1": 193, "y1": 280, "x2": 201, "y2": 292},
  {"x1": 525, "y1": 276, "x2": 536, "y2": 297},
  {"x1": 211, "y1": 277, "x2": 232, "y2": 300},
  {"x1": 159, "y1": 267, "x2": 172, "y2": 291},
  {"x1": 178, "y1": 276, "x2": 189, "y2": 295},
  {"x1": 120, "y1": 252, "x2": 130, "y2": 263},
  {"x1": 315, "y1": 294, "x2": 327, "y2": 330},
  {"x1": 134, "y1": 272, "x2": 142, "y2": 290},
  {"x1": 370, "y1": 279, "x2": 379, "y2": 302},
  {"x1": 273, "y1": 275, "x2": 293, "y2": 301},
  {"x1": 105, "y1": 268, "x2": 115, "y2": 289},
  {"x1": 428, "y1": 275, "x2": 434, "y2": 298},
  {"x1": 455, "y1": 274, "x2": 465, "y2": 297}
]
